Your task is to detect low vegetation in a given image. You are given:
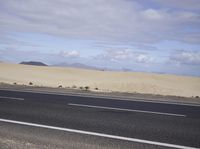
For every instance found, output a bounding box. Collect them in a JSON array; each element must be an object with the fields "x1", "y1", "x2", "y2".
[
  {"x1": 85, "y1": 86, "x2": 89, "y2": 90},
  {"x1": 79, "y1": 86, "x2": 84, "y2": 90},
  {"x1": 72, "y1": 85, "x2": 77, "y2": 88}
]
